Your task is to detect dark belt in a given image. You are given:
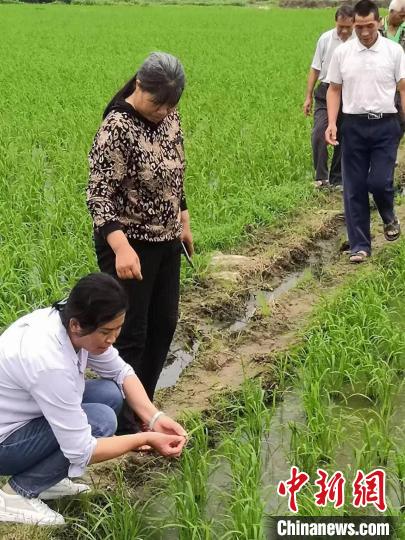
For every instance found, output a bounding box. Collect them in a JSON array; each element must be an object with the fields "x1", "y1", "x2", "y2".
[{"x1": 344, "y1": 112, "x2": 397, "y2": 120}]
